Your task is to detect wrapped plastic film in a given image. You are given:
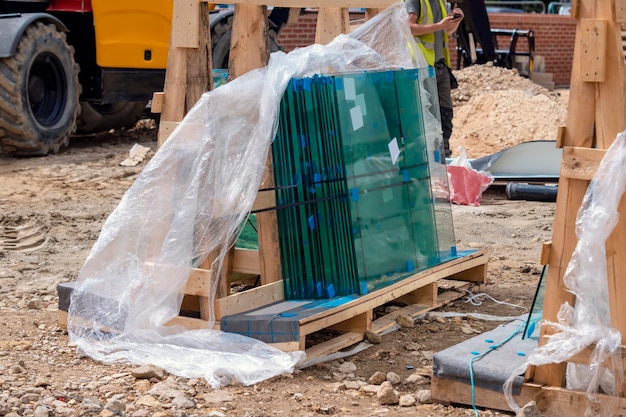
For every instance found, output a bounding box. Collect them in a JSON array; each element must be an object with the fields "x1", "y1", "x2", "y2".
[
  {"x1": 68, "y1": 3, "x2": 434, "y2": 388},
  {"x1": 504, "y1": 131, "x2": 626, "y2": 416}
]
